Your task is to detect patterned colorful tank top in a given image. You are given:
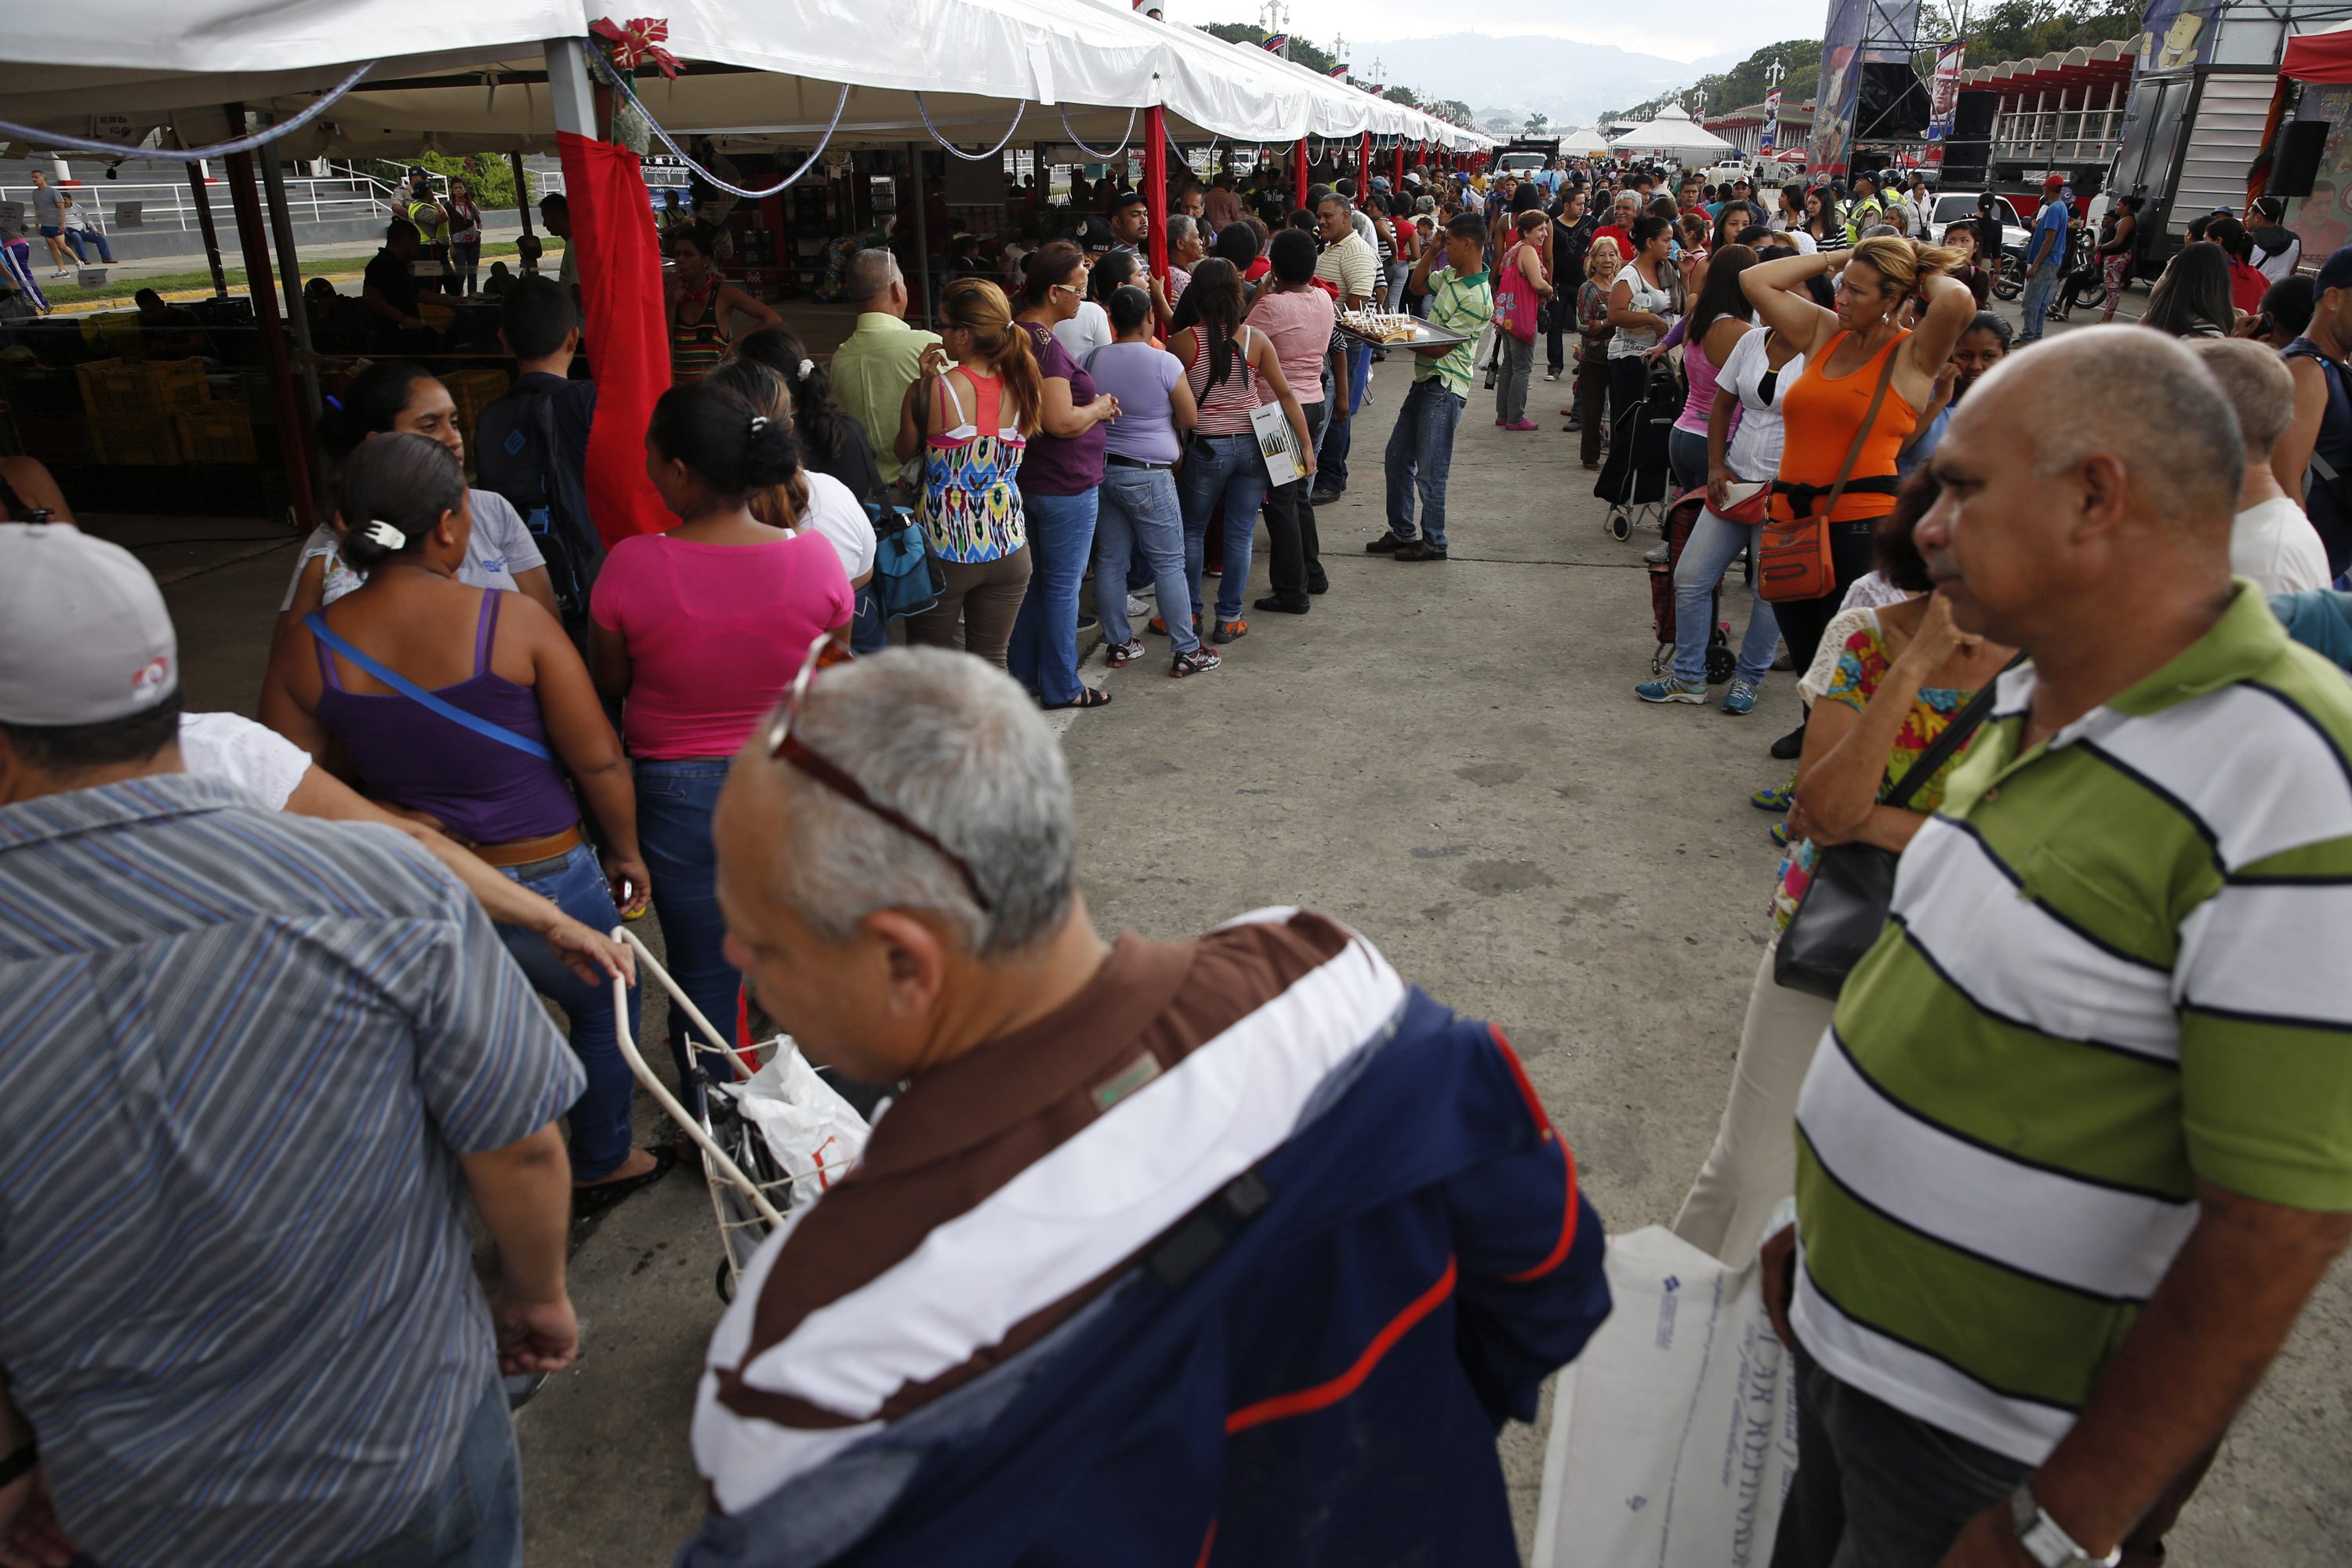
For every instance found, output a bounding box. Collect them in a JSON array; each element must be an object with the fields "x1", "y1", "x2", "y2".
[
  {"x1": 670, "y1": 278, "x2": 727, "y2": 380},
  {"x1": 920, "y1": 368, "x2": 1028, "y2": 564}
]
